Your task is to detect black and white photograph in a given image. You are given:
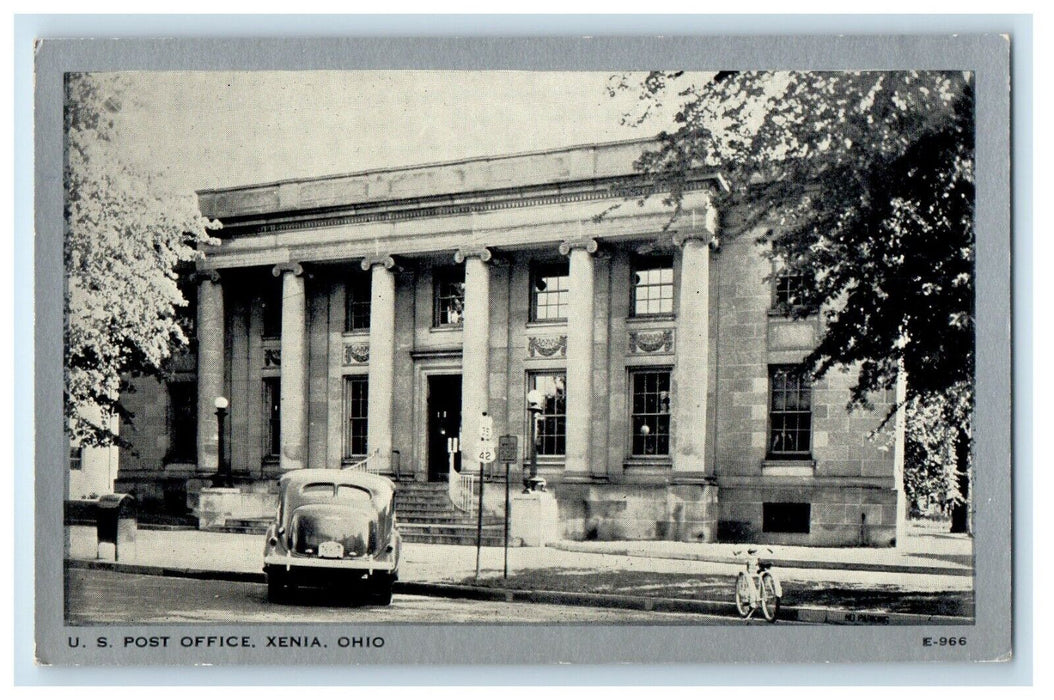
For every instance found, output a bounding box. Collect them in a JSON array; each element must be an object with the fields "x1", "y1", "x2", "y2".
[{"x1": 30, "y1": 33, "x2": 1015, "y2": 667}]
